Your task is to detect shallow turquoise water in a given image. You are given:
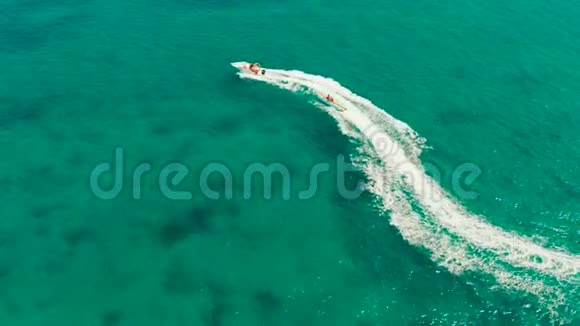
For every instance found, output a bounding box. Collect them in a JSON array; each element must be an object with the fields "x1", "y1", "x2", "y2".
[{"x1": 0, "y1": 0, "x2": 578, "y2": 325}]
